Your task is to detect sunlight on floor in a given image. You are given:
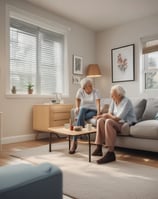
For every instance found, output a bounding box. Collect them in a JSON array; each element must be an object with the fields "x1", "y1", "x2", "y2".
[
  {"x1": 63, "y1": 194, "x2": 73, "y2": 199},
  {"x1": 143, "y1": 158, "x2": 150, "y2": 162}
]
